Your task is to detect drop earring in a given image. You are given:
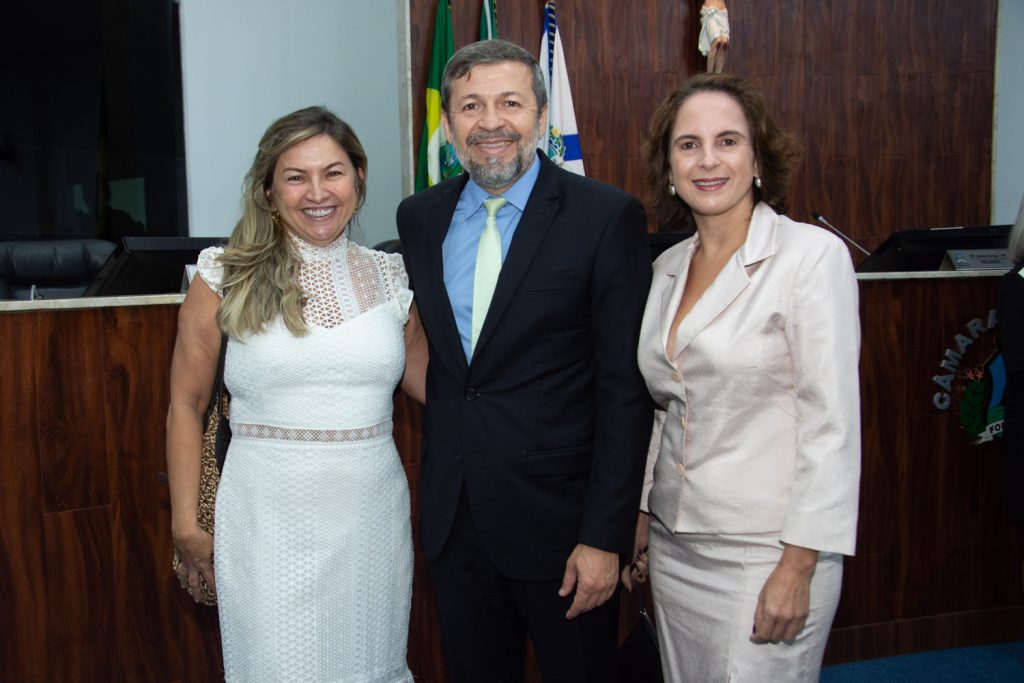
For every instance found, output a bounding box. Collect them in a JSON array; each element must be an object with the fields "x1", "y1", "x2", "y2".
[
  {"x1": 669, "y1": 182, "x2": 676, "y2": 196},
  {"x1": 754, "y1": 176, "x2": 762, "y2": 189}
]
